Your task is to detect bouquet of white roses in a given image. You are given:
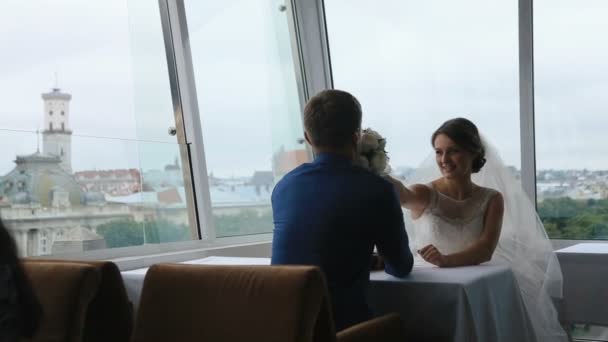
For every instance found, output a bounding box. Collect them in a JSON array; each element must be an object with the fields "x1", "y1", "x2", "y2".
[{"x1": 357, "y1": 128, "x2": 391, "y2": 175}]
